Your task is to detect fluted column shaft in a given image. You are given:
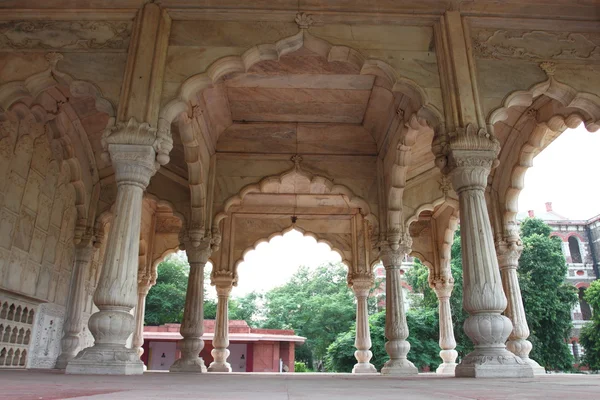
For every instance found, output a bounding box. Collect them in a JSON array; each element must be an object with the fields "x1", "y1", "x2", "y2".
[
  {"x1": 350, "y1": 276, "x2": 377, "y2": 373},
  {"x1": 132, "y1": 282, "x2": 152, "y2": 364},
  {"x1": 208, "y1": 278, "x2": 232, "y2": 372},
  {"x1": 432, "y1": 282, "x2": 457, "y2": 374},
  {"x1": 67, "y1": 144, "x2": 157, "y2": 375},
  {"x1": 55, "y1": 242, "x2": 95, "y2": 369},
  {"x1": 497, "y1": 239, "x2": 545, "y2": 374},
  {"x1": 449, "y1": 148, "x2": 532, "y2": 378},
  {"x1": 379, "y1": 244, "x2": 418, "y2": 376},
  {"x1": 171, "y1": 241, "x2": 211, "y2": 372}
]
